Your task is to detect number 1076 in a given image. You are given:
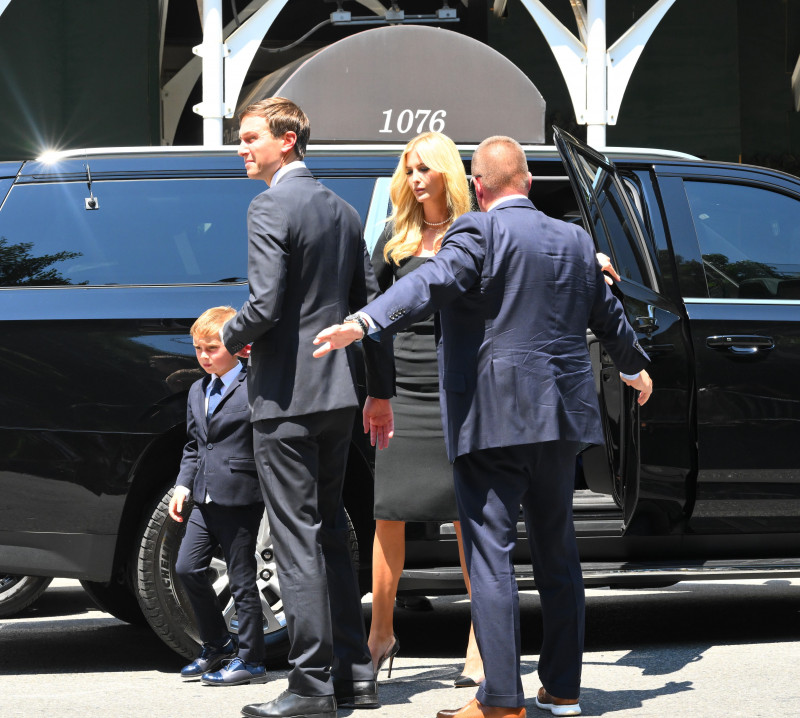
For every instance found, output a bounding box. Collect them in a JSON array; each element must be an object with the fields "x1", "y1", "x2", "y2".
[{"x1": 379, "y1": 109, "x2": 447, "y2": 134}]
